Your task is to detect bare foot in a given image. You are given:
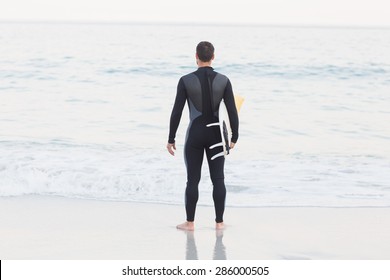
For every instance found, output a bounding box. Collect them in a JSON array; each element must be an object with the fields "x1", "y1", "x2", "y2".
[
  {"x1": 216, "y1": 222, "x2": 225, "y2": 230},
  {"x1": 176, "y1": 221, "x2": 195, "y2": 231}
]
